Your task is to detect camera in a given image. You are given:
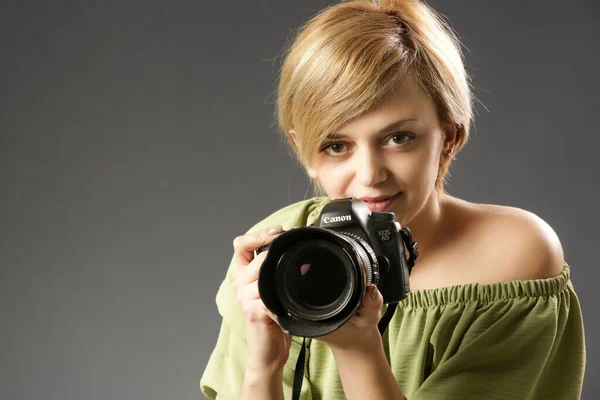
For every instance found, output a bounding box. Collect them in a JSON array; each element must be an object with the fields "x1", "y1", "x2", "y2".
[{"x1": 256, "y1": 197, "x2": 418, "y2": 337}]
